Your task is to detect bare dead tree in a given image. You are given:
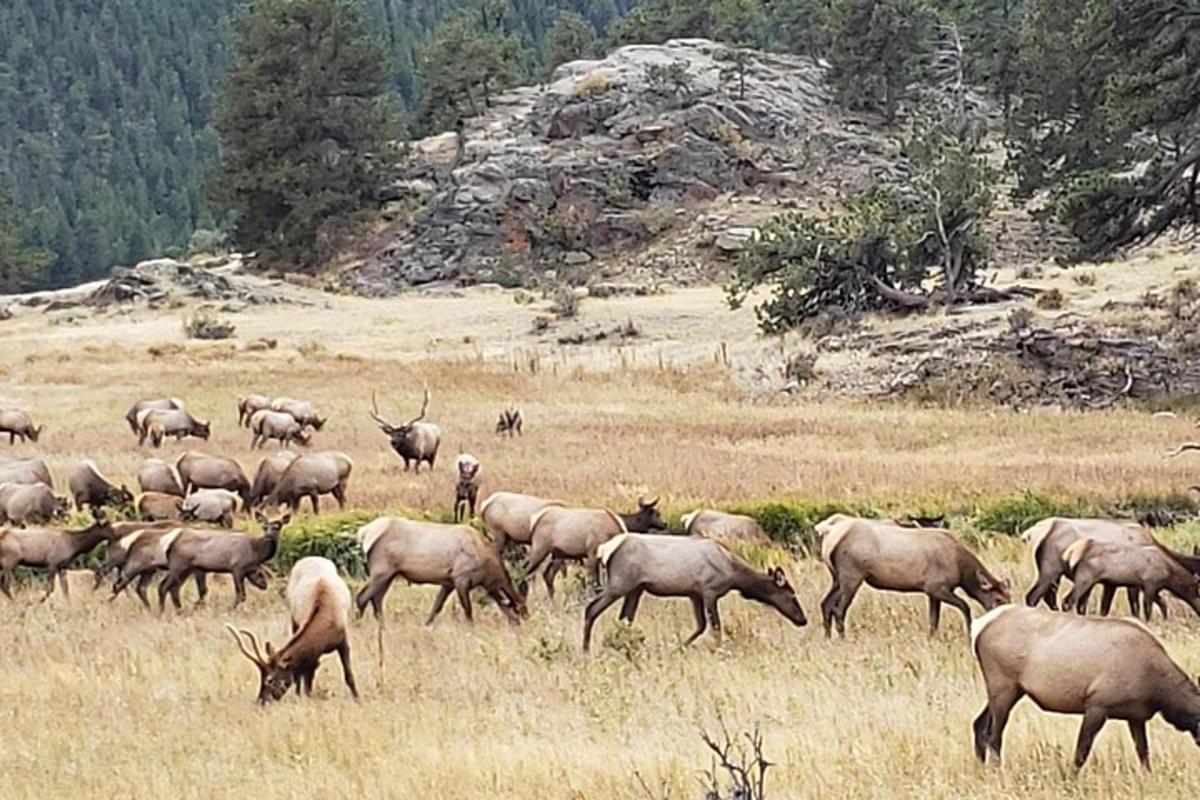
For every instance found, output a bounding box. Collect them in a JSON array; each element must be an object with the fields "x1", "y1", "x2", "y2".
[{"x1": 698, "y1": 720, "x2": 772, "y2": 800}]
